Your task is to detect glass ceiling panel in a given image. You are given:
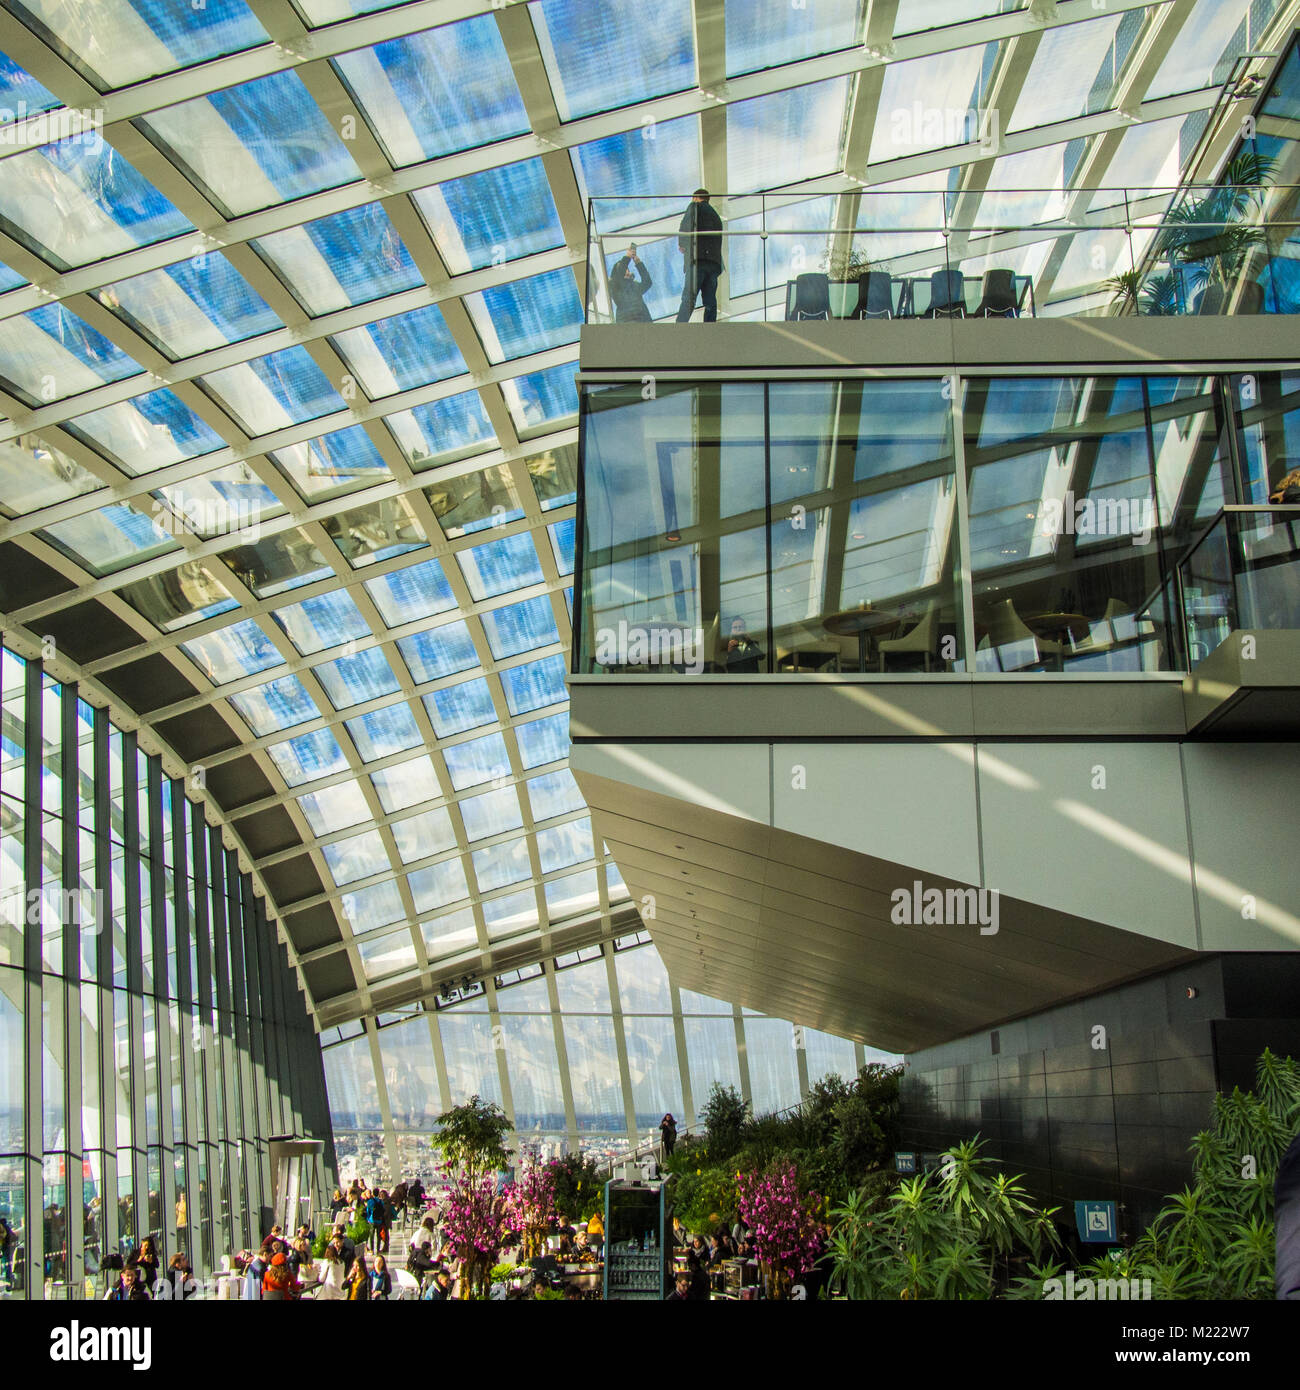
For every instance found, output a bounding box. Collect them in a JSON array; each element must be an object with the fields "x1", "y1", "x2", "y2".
[
  {"x1": 0, "y1": 304, "x2": 141, "y2": 407},
  {"x1": 272, "y1": 424, "x2": 392, "y2": 504},
  {"x1": 481, "y1": 595, "x2": 561, "y2": 660},
  {"x1": 323, "y1": 827, "x2": 390, "y2": 886},
  {"x1": 548, "y1": 517, "x2": 575, "y2": 576},
  {"x1": 252, "y1": 203, "x2": 421, "y2": 316},
  {"x1": 528, "y1": 446, "x2": 577, "y2": 510},
  {"x1": 516, "y1": 710, "x2": 569, "y2": 769},
  {"x1": 526, "y1": 769, "x2": 585, "y2": 822},
  {"x1": 893, "y1": 0, "x2": 1009, "y2": 35},
  {"x1": 342, "y1": 879, "x2": 406, "y2": 931},
  {"x1": 409, "y1": 857, "x2": 470, "y2": 914},
  {"x1": 483, "y1": 888, "x2": 538, "y2": 939},
  {"x1": 139, "y1": 71, "x2": 361, "y2": 218},
  {"x1": 387, "y1": 392, "x2": 497, "y2": 471},
  {"x1": 427, "y1": 466, "x2": 524, "y2": 540},
  {"x1": 423, "y1": 677, "x2": 497, "y2": 739},
  {"x1": 314, "y1": 645, "x2": 401, "y2": 708},
  {"x1": 331, "y1": 303, "x2": 466, "y2": 398},
  {"x1": 464, "y1": 268, "x2": 584, "y2": 364},
  {"x1": 1147, "y1": 0, "x2": 1253, "y2": 102},
  {"x1": 460, "y1": 786, "x2": 524, "y2": 842},
  {"x1": 357, "y1": 928, "x2": 417, "y2": 983},
  {"x1": 870, "y1": 45, "x2": 989, "y2": 164},
  {"x1": 537, "y1": 817, "x2": 593, "y2": 874},
  {"x1": 500, "y1": 654, "x2": 567, "y2": 716},
  {"x1": 9, "y1": 0, "x2": 269, "y2": 88},
  {"x1": 273, "y1": 589, "x2": 370, "y2": 655},
  {"x1": 345, "y1": 702, "x2": 422, "y2": 761},
  {"x1": 181, "y1": 619, "x2": 283, "y2": 686},
  {"x1": 1007, "y1": 13, "x2": 1122, "y2": 133},
  {"x1": 326, "y1": 496, "x2": 426, "y2": 569},
  {"x1": 201, "y1": 344, "x2": 347, "y2": 436},
  {"x1": 0, "y1": 264, "x2": 28, "y2": 293},
  {"x1": 0, "y1": 52, "x2": 58, "y2": 113},
  {"x1": 39, "y1": 502, "x2": 181, "y2": 576},
  {"x1": 397, "y1": 620, "x2": 479, "y2": 682},
  {"x1": 332, "y1": 17, "x2": 529, "y2": 168},
  {"x1": 0, "y1": 136, "x2": 192, "y2": 269},
  {"x1": 117, "y1": 561, "x2": 239, "y2": 632},
  {"x1": 364, "y1": 557, "x2": 457, "y2": 628},
  {"x1": 529, "y1": 0, "x2": 695, "y2": 122},
  {"x1": 421, "y1": 904, "x2": 478, "y2": 957},
  {"x1": 392, "y1": 807, "x2": 458, "y2": 863},
  {"x1": 726, "y1": 0, "x2": 864, "y2": 77},
  {"x1": 457, "y1": 531, "x2": 545, "y2": 601},
  {"x1": 298, "y1": 780, "x2": 372, "y2": 837},
  {"x1": 473, "y1": 836, "x2": 532, "y2": 892},
  {"x1": 64, "y1": 387, "x2": 225, "y2": 477},
  {"x1": 227, "y1": 674, "x2": 319, "y2": 737},
  {"x1": 95, "y1": 256, "x2": 283, "y2": 360},
  {"x1": 1088, "y1": 116, "x2": 1187, "y2": 207},
  {"x1": 266, "y1": 726, "x2": 349, "y2": 786},
  {"x1": 413, "y1": 158, "x2": 562, "y2": 275},
  {"x1": 572, "y1": 114, "x2": 702, "y2": 233},
  {"x1": 0, "y1": 436, "x2": 100, "y2": 517},
  {"x1": 218, "y1": 527, "x2": 332, "y2": 598},
  {"x1": 503, "y1": 363, "x2": 579, "y2": 433},
  {"x1": 152, "y1": 464, "x2": 283, "y2": 539},
  {"x1": 443, "y1": 731, "x2": 509, "y2": 792},
  {"x1": 546, "y1": 869, "x2": 600, "y2": 922},
  {"x1": 727, "y1": 79, "x2": 850, "y2": 193}
]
